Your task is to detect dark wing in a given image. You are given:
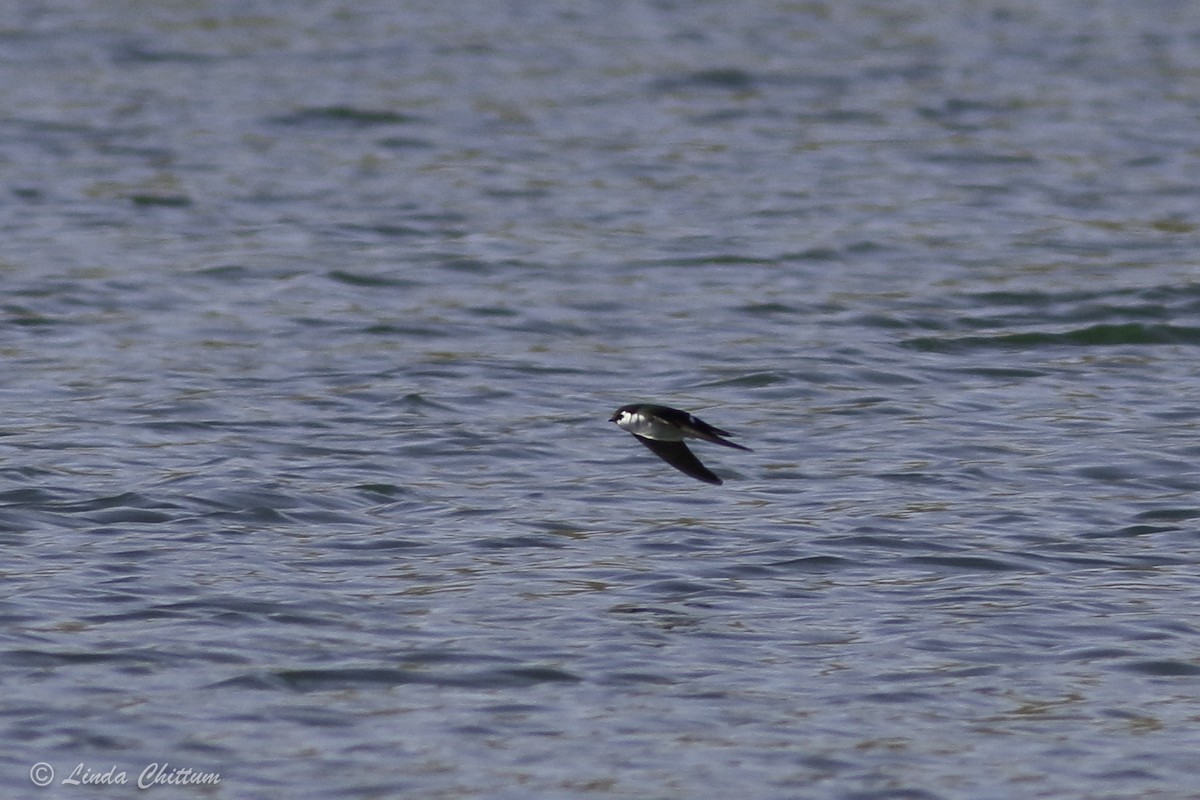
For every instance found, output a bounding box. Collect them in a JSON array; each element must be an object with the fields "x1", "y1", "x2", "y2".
[
  {"x1": 634, "y1": 436, "x2": 723, "y2": 485},
  {"x1": 633, "y1": 404, "x2": 751, "y2": 452},
  {"x1": 649, "y1": 406, "x2": 752, "y2": 451},
  {"x1": 693, "y1": 428, "x2": 753, "y2": 451}
]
